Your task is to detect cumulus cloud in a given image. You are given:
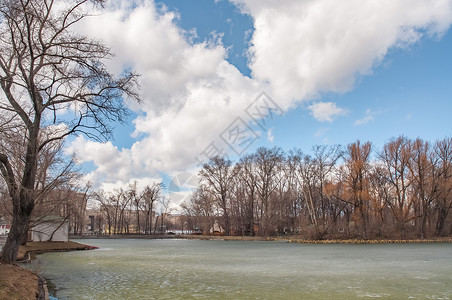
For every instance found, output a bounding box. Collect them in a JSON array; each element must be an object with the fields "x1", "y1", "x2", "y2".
[
  {"x1": 66, "y1": 0, "x2": 452, "y2": 192},
  {"x1": 308, "y1": 102, "x2": 347, "y2": 122},
  {"x1": 65, "y1": 136, "x2": 132, "y2": 183},
  {"x1": 68, "y1": 0, "x2": 263, "y2": 190},
  {"x1": 233, "y1": 0, "x2": 452, "y2": 107}
]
